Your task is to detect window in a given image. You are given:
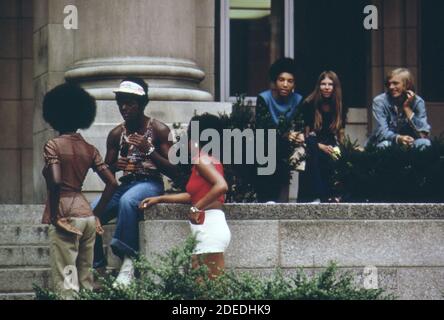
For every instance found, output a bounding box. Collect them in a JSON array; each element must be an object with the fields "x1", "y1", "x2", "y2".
[
  {"x1": 421, "y1": 1, "x2": 444, "y2": 102},
  {"x1": 220, "y1": 0, "x2": 294, "y2": 102},
  {"x1": 219, "y1": 0, "x2": 368, "y2": 107},
  {"x1": 293, "y1": 0, "x2": 369, "y2": 108}
]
